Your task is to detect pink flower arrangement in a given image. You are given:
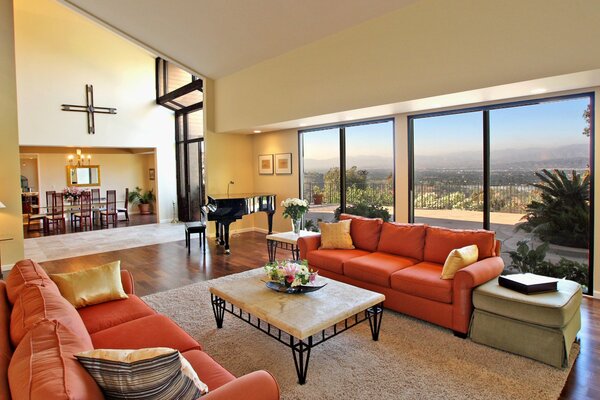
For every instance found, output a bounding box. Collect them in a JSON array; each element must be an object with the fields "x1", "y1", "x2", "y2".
[{"x1": 264, "y1": 260, "x2": 318, "y2": 288}]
